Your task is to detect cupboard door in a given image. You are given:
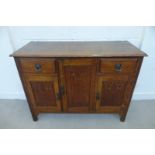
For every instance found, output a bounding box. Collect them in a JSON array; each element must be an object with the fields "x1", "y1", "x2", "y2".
[
  {"x1": 96, "y1": 75, "x2": 129, "y2": 113},
  {"x1": 60, "y1": 59, "x2": 96, "y2": 112},
  {"x1": 24, "y1": 74, "x2": 61, "y2": 112}
]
